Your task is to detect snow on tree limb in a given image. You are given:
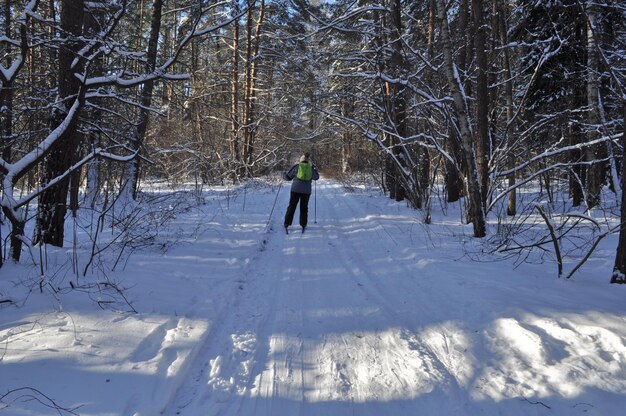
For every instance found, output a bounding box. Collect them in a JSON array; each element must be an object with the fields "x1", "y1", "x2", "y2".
[
  {"x1": 12, "y1": 147, "x2": 137, "y2": 211},
  {"x1": 495, "y1": 135, "x2": 615, "y2": 178}
]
